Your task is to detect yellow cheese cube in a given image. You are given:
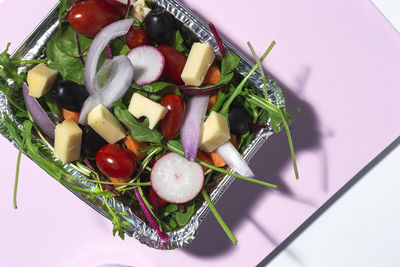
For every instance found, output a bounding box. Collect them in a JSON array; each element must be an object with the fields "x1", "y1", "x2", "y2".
[
  {"x1": 27, "y1": 63, "x2": 58, "y2": 98},
  {"x1": 128, "y1": 93, "x2": 167, "y2": 129},
  {"x1": 88, "y1": 104, "x2": 126, "y2": 144},
  {"x1": 199, "y1": 111, "x2": 231, "y2": 152},
  {"x1": 181, "y1": 42, "x2": 215, "y2": 86},
  {"x1": 54, "y1": 120, "x2": 82, "y2": 163}
]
